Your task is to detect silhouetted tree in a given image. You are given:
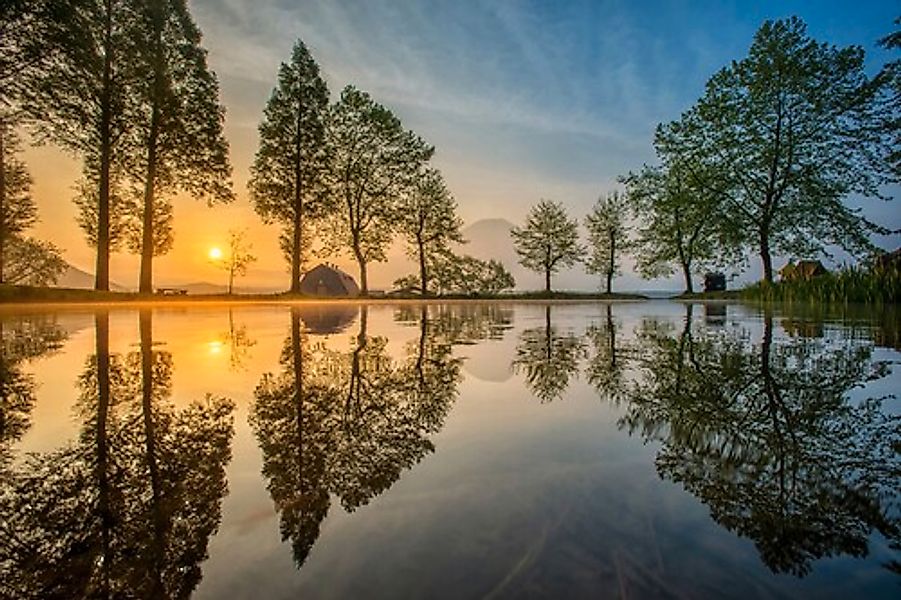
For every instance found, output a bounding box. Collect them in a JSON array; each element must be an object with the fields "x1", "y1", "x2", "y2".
[
  {"x1": 512, "y1": 200, "x2": 583, "y2": 293},
  {"x1": 23, "y1": 0, "x2": 143, "y2": 290},
  {"x1": 216, "y1": 229, "x2": 256, "y2": 294},
  {"x1": 129, "y1": 0, "x2": 234, "y2": 293},
  {"x1": 250, "y1": 40, "x2": 329, "y2": 293},
  {"x1": 324, "y1": 86, "x2": 433, "y2": 294}
]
